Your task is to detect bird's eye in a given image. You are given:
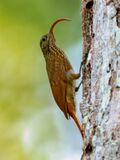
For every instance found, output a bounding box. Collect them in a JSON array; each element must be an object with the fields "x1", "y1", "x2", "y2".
[{"x1": 42, "y1": 37, "x2": 46, "y2": 41}]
